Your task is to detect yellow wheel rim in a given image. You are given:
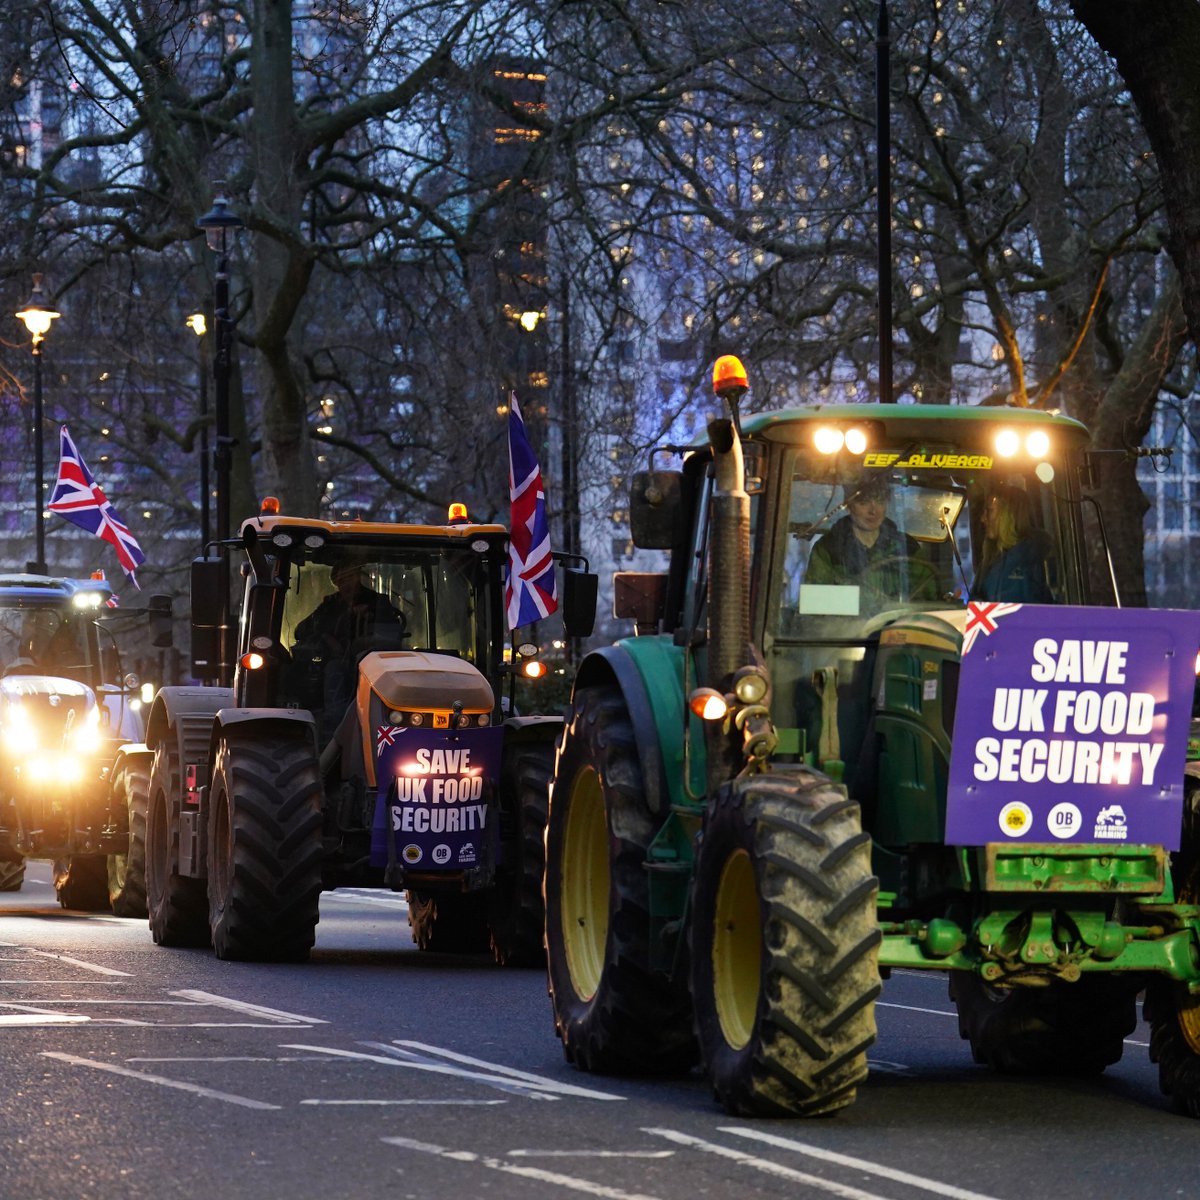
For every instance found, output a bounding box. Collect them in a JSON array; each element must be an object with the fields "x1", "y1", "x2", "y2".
[
  {"x1": 712, "y1": 848, "x2": 762, "y2": 1050},
  {"x1": 561, "y1": 766, "x2": 609, "y2": 1001}
]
